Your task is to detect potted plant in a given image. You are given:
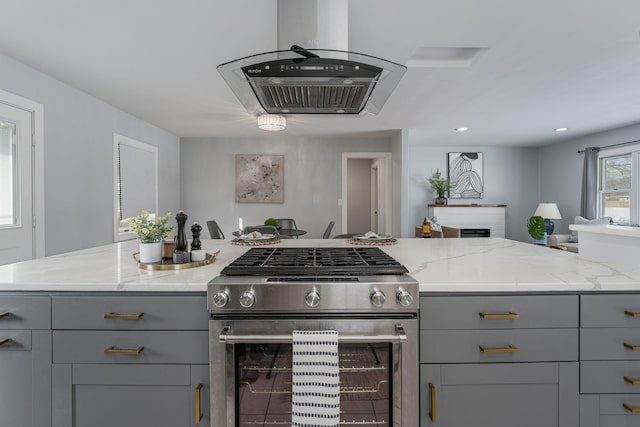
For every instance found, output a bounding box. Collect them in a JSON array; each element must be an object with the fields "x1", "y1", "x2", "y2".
[
  {"x1": 129, "y1": 210, "x2": 174, "y2": 263},
  {"x1": 428, "y1": 169, "x2": 451, "y2": 205},
  {"x1": 527, "y1": 215, "x2": 547, "y2": 246}
]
